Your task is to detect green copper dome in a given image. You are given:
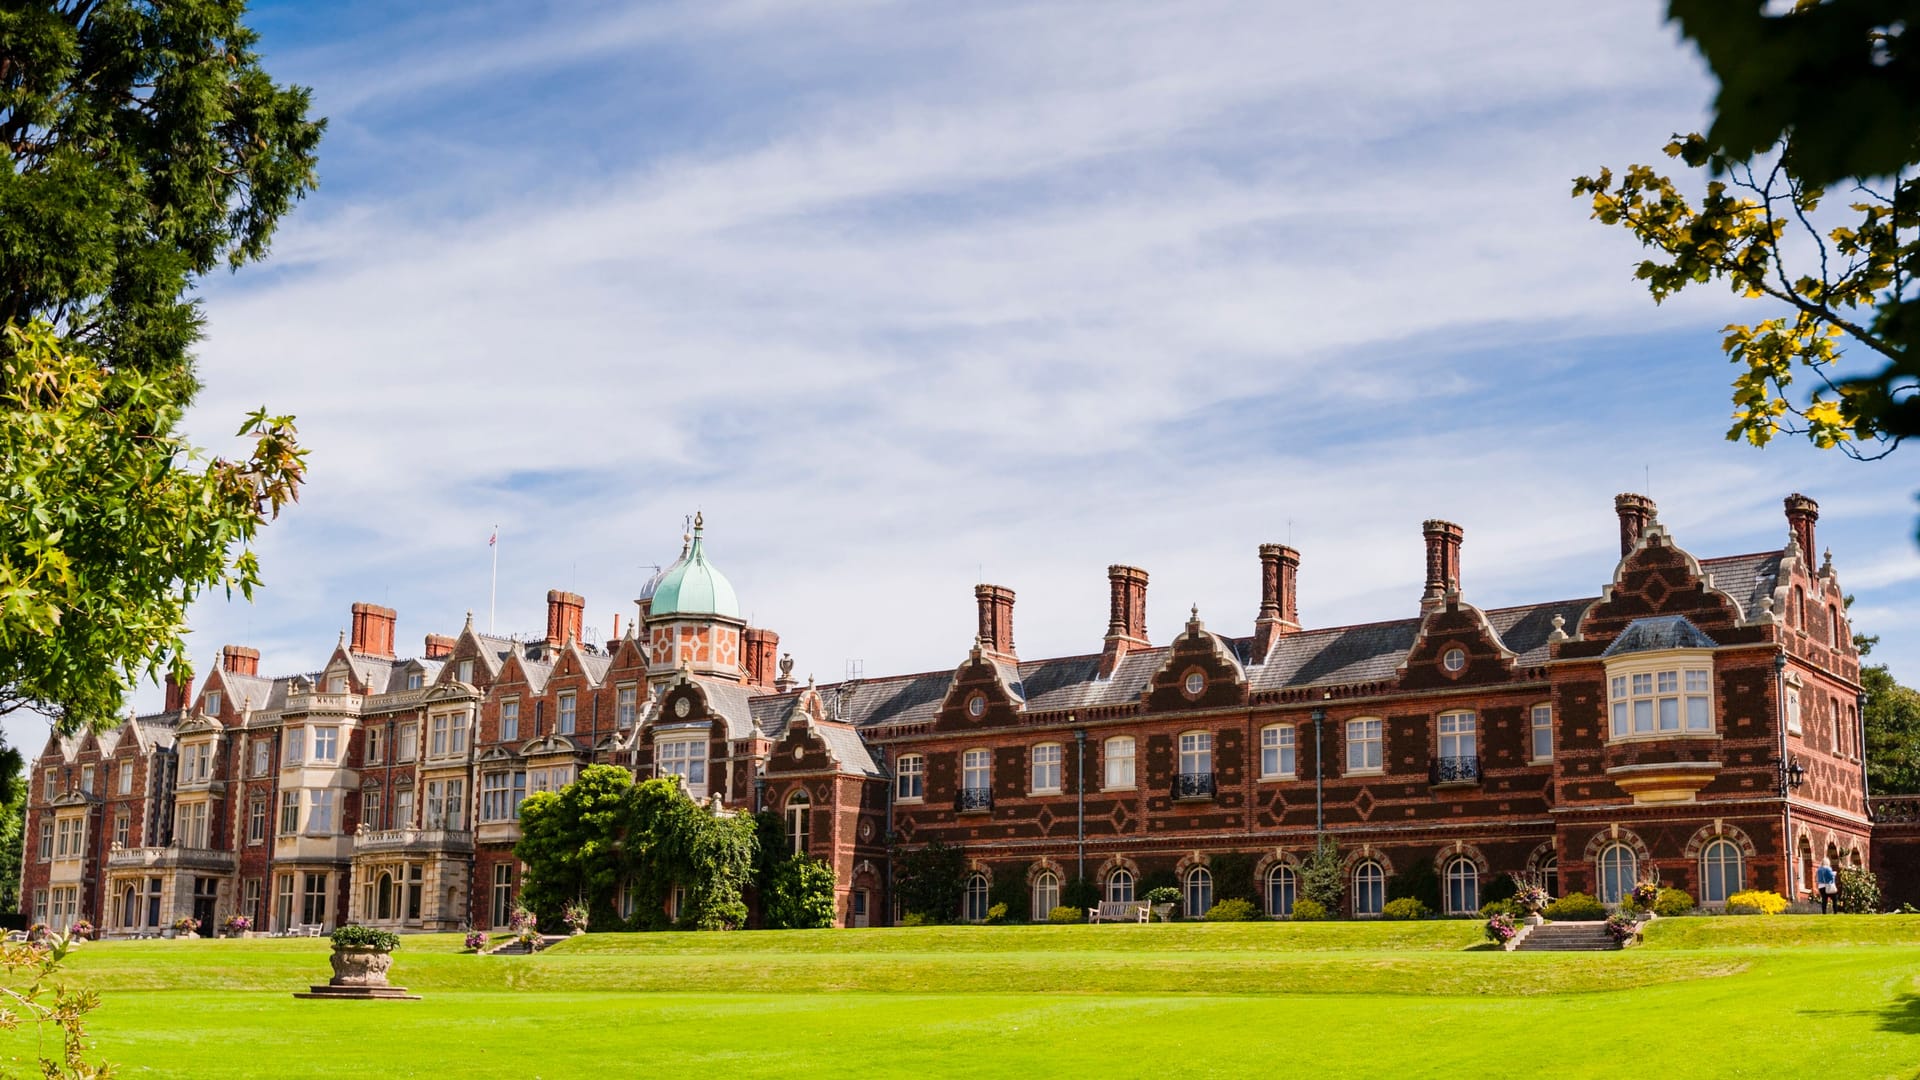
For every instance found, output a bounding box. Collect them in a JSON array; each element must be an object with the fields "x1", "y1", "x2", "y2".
[{"x1": 649, "y1": 514, "x2": 740, "y2": 620}]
